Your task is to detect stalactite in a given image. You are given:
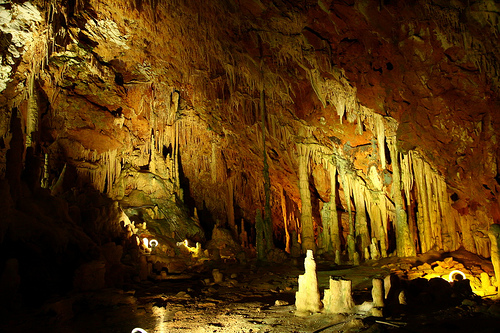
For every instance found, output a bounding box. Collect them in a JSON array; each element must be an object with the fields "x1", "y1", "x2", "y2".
[
  {"x1": 338, "y1": 161, "x2": 355, "y2": 261},
  {"x1": 211, "y1": 141, "x2": 217, "y2": 183},
  {"x1": 412, "y1": 152, "x2": 432, "y2": 253},
  {"x1": 174, "y1": 120, "x2": 180, "y2": 189},
  {"x1": 298, "y1": 144, "x2": 315, "y2": 252},
  {"x1": 409, "y1": 151, "x2": 461, "y2": 253},
  {"x1": 25, "y1": 72, "x2": 38, "y2": 148},
  {"x1": 281, "y1": 186, "x2": 291, "y2": 254},
  {"x1": 353, "y1": 179, "x2": 370, "y2": 259},
  {"x1": 368, "y1": 196, "x2": 388, "y2": 258},
  {"x1": 367, "y1": 165, "x2": 388, "y2": 257},
  {"x1": 387, "y1": 137, "x2": 415, "y2": 257},
  {"x1": 436, "y1": 173, "x2": 458, "y2": 251},
  {"x1": 41, "y1": 153, "x2": 49, "y2": 189},
  {"x1": 260, "y1": 86, "x2": 273, "y2": 254},
  {"x1": 425, "y1": 164, "x2": 442, "y2": 251},
  {"x1": 320, "y1": 162, "x2": 340, "y2": 254},
  {"x1": 374, "y1": 114, "x2": 386, "y2": 169}
]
